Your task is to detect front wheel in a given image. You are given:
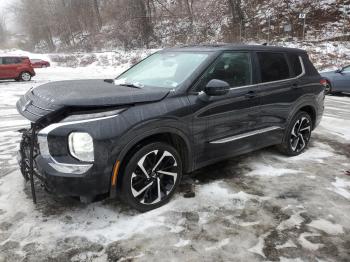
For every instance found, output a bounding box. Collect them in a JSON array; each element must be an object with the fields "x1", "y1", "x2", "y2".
[
  {"x1": 278, "y1": 111, "x2": 312, "y2": 156},
  {"x1": 120, "y1": 142, "x2": 182, "y2": 212}
]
